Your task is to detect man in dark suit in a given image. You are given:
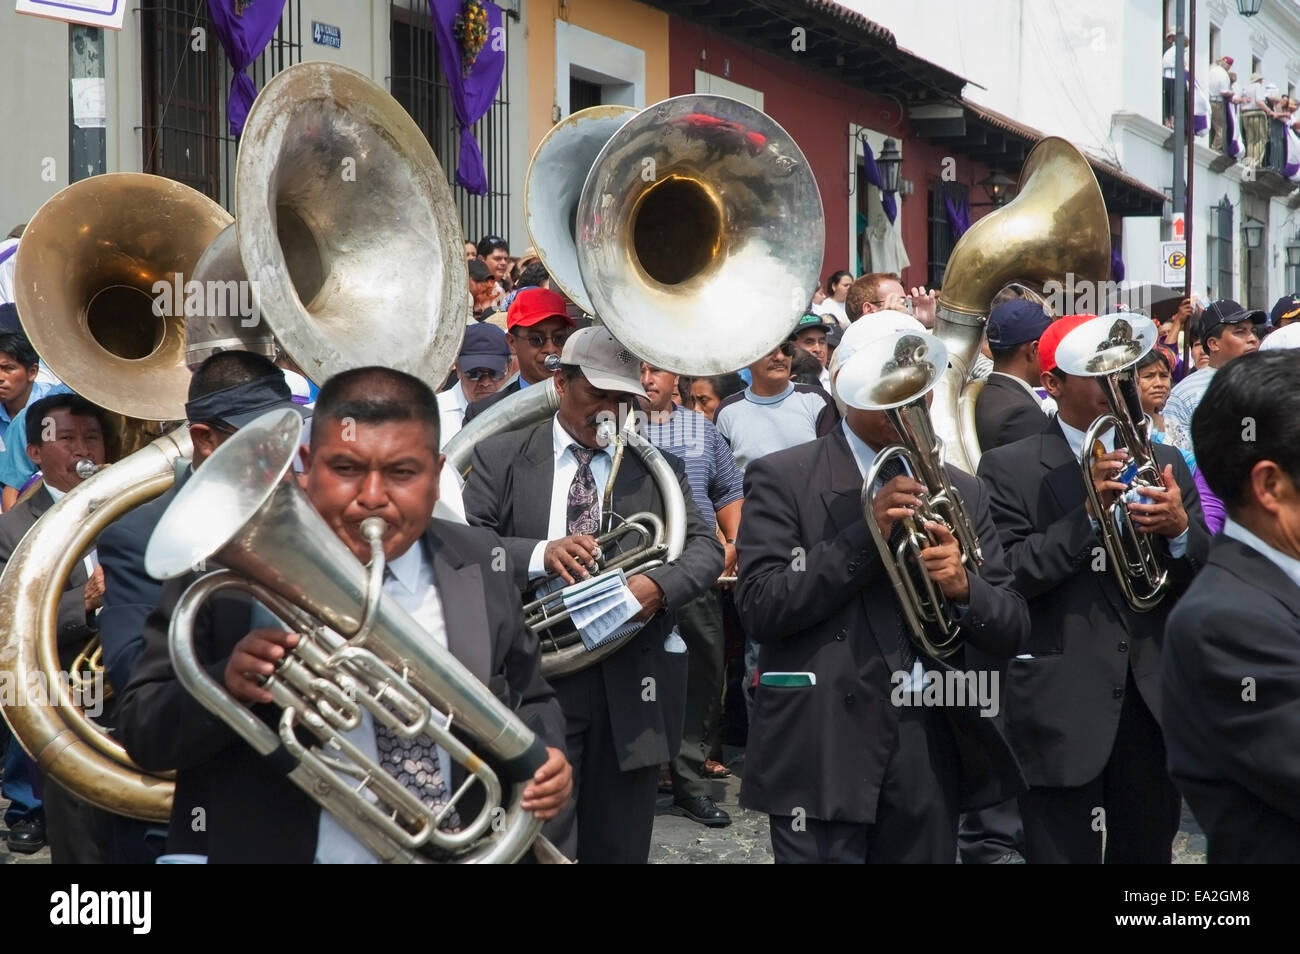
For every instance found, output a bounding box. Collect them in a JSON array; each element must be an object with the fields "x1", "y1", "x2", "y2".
[
  {"x1": 98, "y1": 350, "x2": 301, "y2": 699},
  {"x1": 736, "y1": 320, "x2": 1031, "y2": 864},
  {"x1": 1164, "y1": 351, "x2": 1300, "y2": 862},
  {"x1": 462, "y1": 287, "x2": 574, "y2": 425},
  {"x1": 116, "y1": 367, "x2": 571, "y2": 863},
  {"x1": 975, "y1": 298, "x2": 1052, "y2": 454},
  {"x1": 977, "y1": 313, "x2": 1211, "y2": 864},
  {"x1": 462, "y1": 327, "x2": 724, "y2": 863},
  {"x1": 0, "y1": 393, "x2": 111, "y2": 860}
]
